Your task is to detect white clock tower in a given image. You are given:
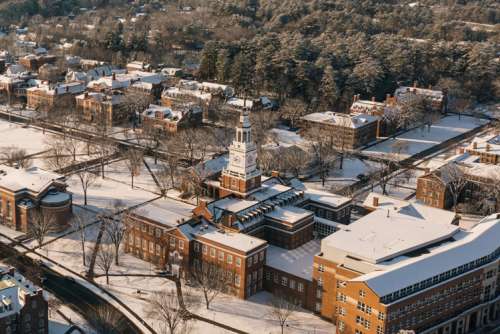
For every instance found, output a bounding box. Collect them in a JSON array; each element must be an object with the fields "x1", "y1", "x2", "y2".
[{"x1": 220, "y1": 111, "x2": 261, "y2": 197}]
